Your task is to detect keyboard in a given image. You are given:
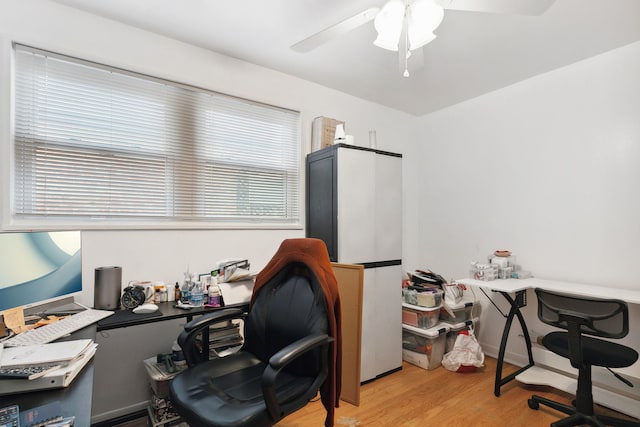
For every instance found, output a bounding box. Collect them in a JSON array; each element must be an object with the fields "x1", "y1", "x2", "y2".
[{"x1": 3, "y1": 308, "x2": 114, "y2": 347}]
